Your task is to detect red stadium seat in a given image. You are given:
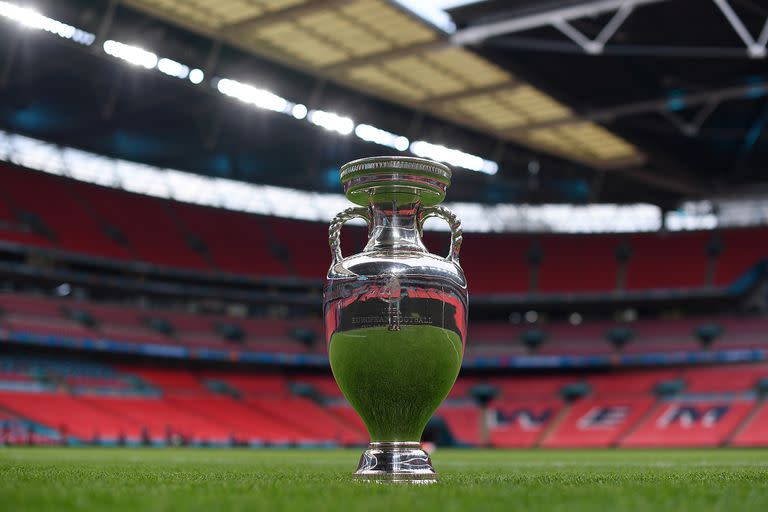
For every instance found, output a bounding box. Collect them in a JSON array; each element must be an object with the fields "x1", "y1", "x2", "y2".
[
  {"x1": 215, "y1": 374, "x2": 289, "y2": 396},
  {"x1": 458, "y1": 233, "x2": 528, "y2": 294},
  {"x1": 172, "y1": 202, "x2": 288, "y2": 276},
  {"x1": 0, "y1": 164, "x2": 132, "y2": 259},
  {"x1": 683, "y1": 365, "x2": 768, "y2": 393},
  {"x1": 166, "y1": 395, "x2": 310, "y2": 443},
  {"x1": 715, "y1": 228, "x2": 768, "y2": 286},
  {"x1": 326, "y1": 404, "x2": 367, "y2": 434},
  {"x1": 625, "y1": 232, "x2": 709, "y2": 290},
  {"x1": 588, "y1": 370, "x2": 679, "y2": 396},
  {"x1": 436, "y1": 405, "x2": 482, "y2": 445},
  {"x1": 244, "y1": 396, "x2": 365, "y2": 444},
  {"x1": 0, "y1": 391, "x2": 143, "y2": 440},
  {"x1": 82, "y1": 395, "x2": 231, "y2": 443},
  {"x1": 74, "y1": 183, "x2": 209, "y2": 270},
  {"x1": 538, "y1": 234, "x2": 619, "y2": 293},
  {"x1": 730, "y1": 402, "x2": 768, "y2": 447}
]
